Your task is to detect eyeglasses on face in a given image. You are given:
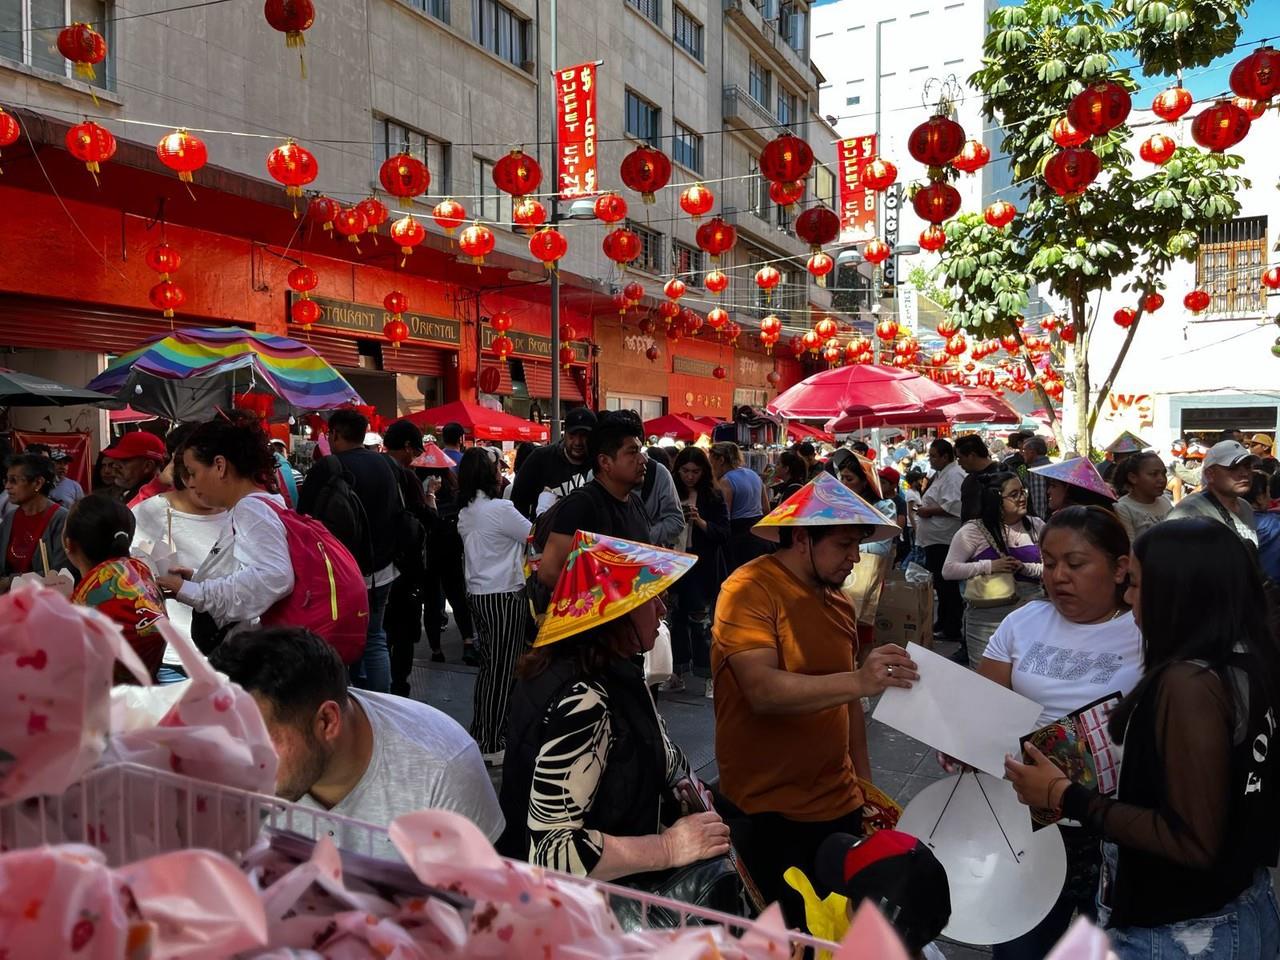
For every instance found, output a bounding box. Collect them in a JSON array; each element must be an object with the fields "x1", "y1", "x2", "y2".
[{"x1": 1002, "y1": 489, "x2": 1028, "y2": 501}]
